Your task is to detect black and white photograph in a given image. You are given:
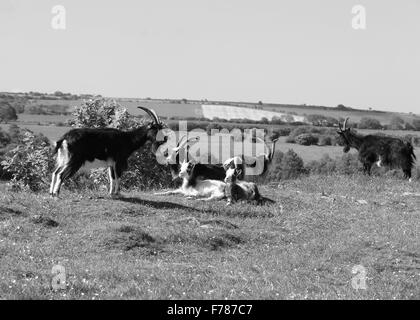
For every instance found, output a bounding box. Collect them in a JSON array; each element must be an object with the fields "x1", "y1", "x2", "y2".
[{"x1": 0, "y1": 0, "x2": 419, "y2": 305}]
